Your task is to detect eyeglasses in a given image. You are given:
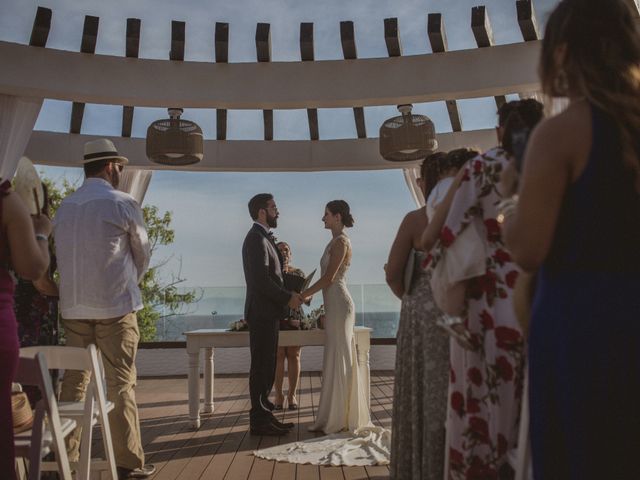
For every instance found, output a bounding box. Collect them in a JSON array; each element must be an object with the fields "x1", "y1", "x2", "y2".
[{"x1": 111, "y1": 162, "x2": 124, "y2": 173}]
